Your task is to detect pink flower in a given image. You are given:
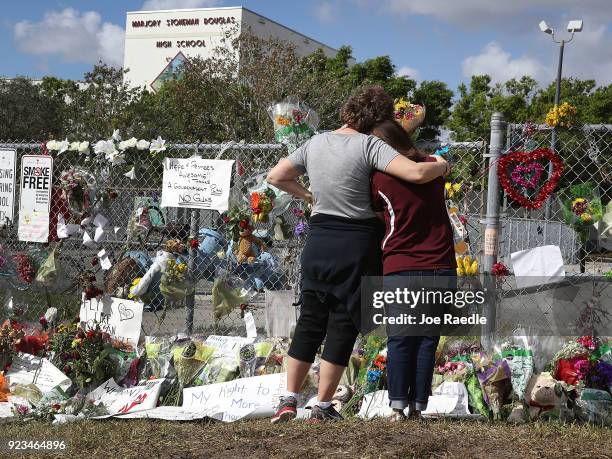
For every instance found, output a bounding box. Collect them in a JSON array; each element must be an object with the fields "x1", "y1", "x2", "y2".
[{"x1": 574, "y1": 359, "x2": 591, "y2": 380}]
